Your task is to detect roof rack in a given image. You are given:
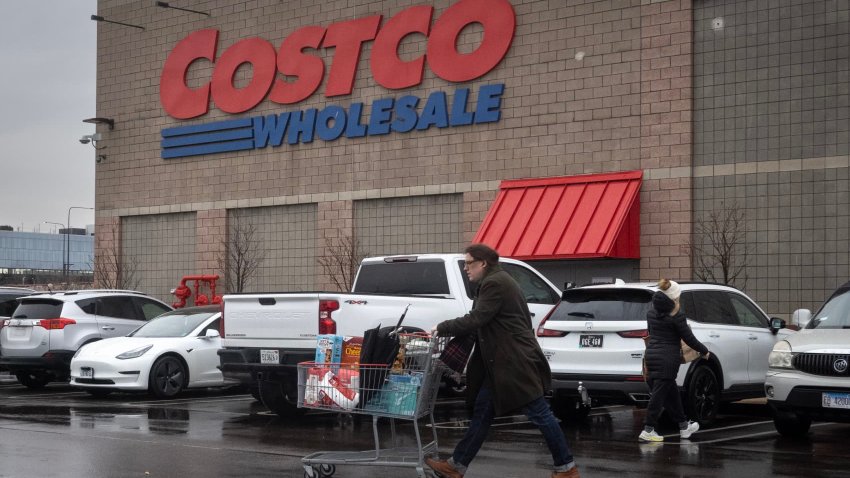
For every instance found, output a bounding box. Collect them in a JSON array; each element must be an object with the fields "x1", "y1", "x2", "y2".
[{"x1": 28, "y1": 289, "x2": 147, "y2": 296}]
